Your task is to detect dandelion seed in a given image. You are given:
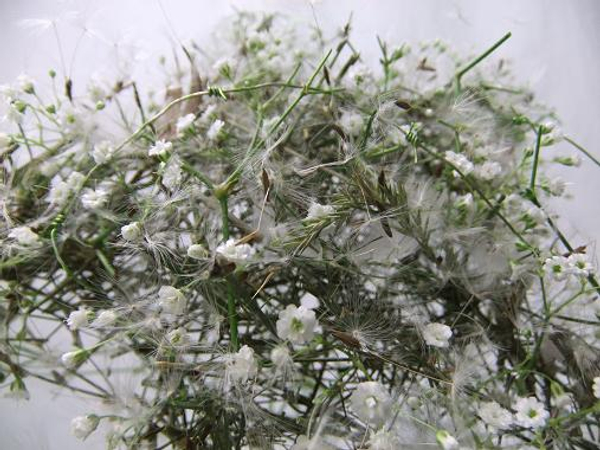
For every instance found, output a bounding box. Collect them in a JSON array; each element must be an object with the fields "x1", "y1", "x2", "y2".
[
  {"x1": 276, "y1": 304, "x2": 318, "y2": 345},
  {"x1": 349, "y1": 381, "x2": 393, "y2": 427},
  {"x1": 339, "y1": 110, "x2": 363, "y2": 136},
  {"x1": 70, "y1": 415, "x2": 100, "y2": 440},
  {"x1": 422, "y1": 323, "x2": 453, "y2": 348},
  {"x1": 514, "y1": 396, "x2": 549, "y2": 429}
]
